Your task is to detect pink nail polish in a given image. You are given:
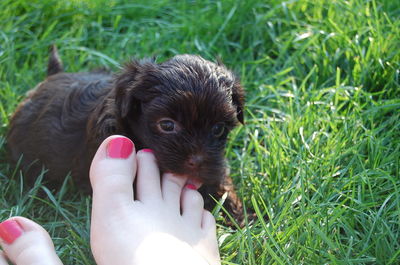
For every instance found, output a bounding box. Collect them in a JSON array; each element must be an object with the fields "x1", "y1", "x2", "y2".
[
  {"x1": 107, "y1": 137, "x2": 134, "y2": 159},
  {"x1": 0, "y1": 220, "x2": 23, "y2": 244},
  {"x1": 141, "y1": 149, "x2": 153, "y2": 153},
  {"x1": 186, "y1": 184, "x2": 197, "y2": 190}
]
